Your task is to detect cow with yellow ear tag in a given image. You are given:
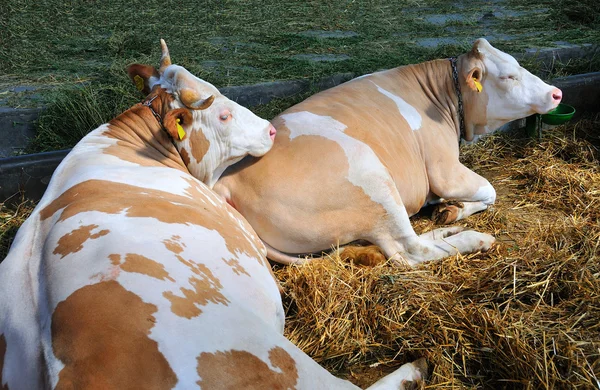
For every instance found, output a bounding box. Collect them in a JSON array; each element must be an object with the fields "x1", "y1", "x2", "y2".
[
  {"x1": 0, "y1": 39, "x2": 426, "y2": 390},
  {"x1": 214, "y1": 38, "x2": 563, "y2": 266}
]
